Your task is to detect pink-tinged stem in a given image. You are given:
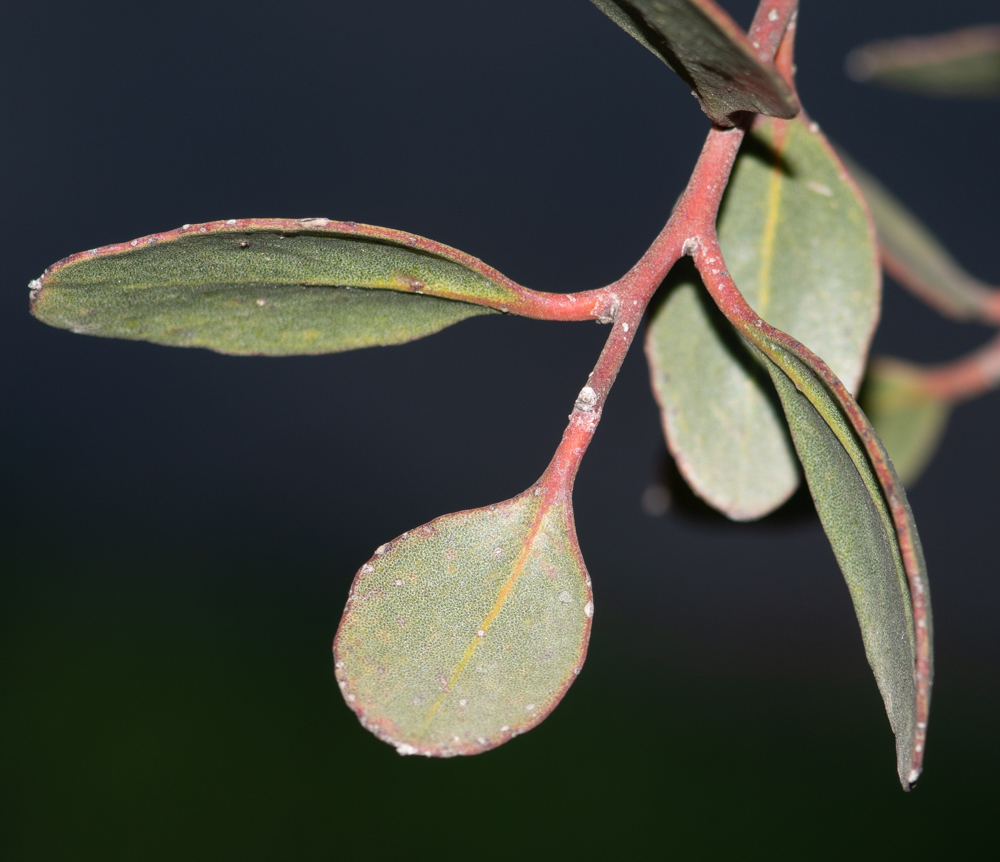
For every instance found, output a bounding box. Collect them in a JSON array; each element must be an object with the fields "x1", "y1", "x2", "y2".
[
  {"x1": 879, "y1": 249, "x2": 1000, "y2": 326},
  {"x1": 538, "y1": 0, "x2": 802, "y2": 491},
  {"x1": 540, "y1": 124, "x2": 747, "y2": 496},
  {"x1": 749, "y1": 0, "x2": 799, "y2": 67},
  {"x1": 913, "y1": 331, "x2": 1000, "y2": 402}
]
